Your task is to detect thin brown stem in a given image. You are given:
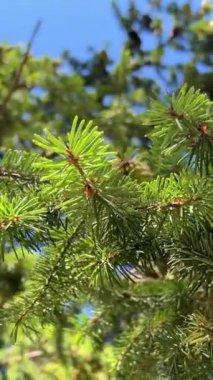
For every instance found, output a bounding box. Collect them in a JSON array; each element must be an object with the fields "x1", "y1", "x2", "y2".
[
  {"x1": 0, "y1": 20, "x2": 42, "y2": 119},
  {"x1": 0, "y1": 166, "x2": 47, "y2": 185},
  {"x1": 138, "y1": 195, "x2": 202, "y2": 212}
]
